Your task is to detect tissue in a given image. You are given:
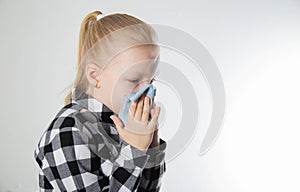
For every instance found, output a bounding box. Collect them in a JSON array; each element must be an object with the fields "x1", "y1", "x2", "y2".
[{"x1": 118, "y1": 84, "x2": 156, "y2": 127}]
